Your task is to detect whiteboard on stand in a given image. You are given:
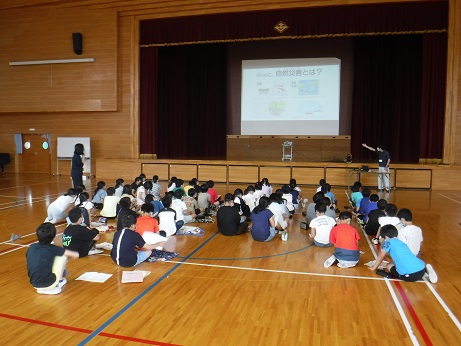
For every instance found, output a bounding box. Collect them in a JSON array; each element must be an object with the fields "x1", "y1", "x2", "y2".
[{"x1": 57, "y1": 137, "x2": 91, "y2": 175}]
